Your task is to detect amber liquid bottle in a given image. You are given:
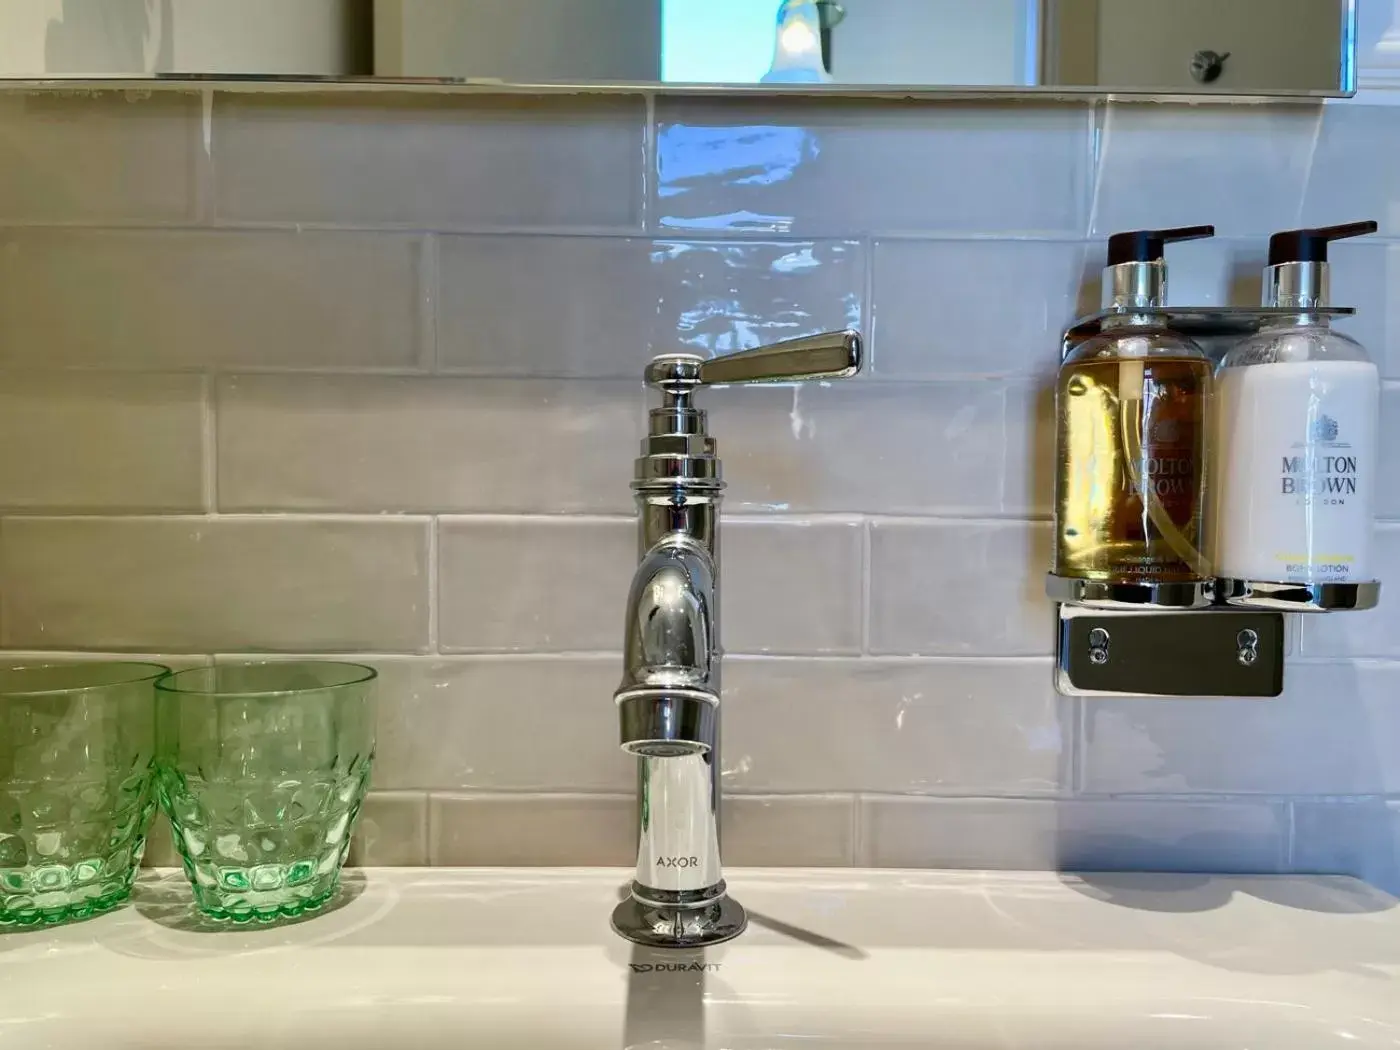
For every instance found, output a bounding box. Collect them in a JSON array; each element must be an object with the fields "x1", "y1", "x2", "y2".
[
  {"x1": 1052, "y1": 226, "x2": 1215, "y2": 585},
  {"x1": 1054, "y1": 341, "x2": 1212, "y2": 582}
]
